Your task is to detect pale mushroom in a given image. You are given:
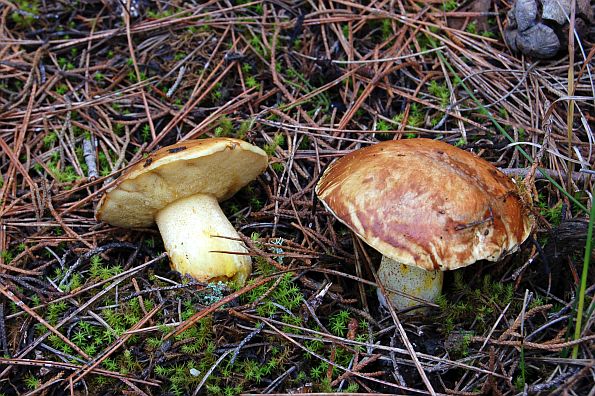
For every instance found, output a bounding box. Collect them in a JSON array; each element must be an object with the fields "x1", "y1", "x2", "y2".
[
  {"x1": 96, "y1": 138, "x2": 268, "y2": 285},
  {"x1": 315, "y1": 138, "x2": 533, "y2": 311}
]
